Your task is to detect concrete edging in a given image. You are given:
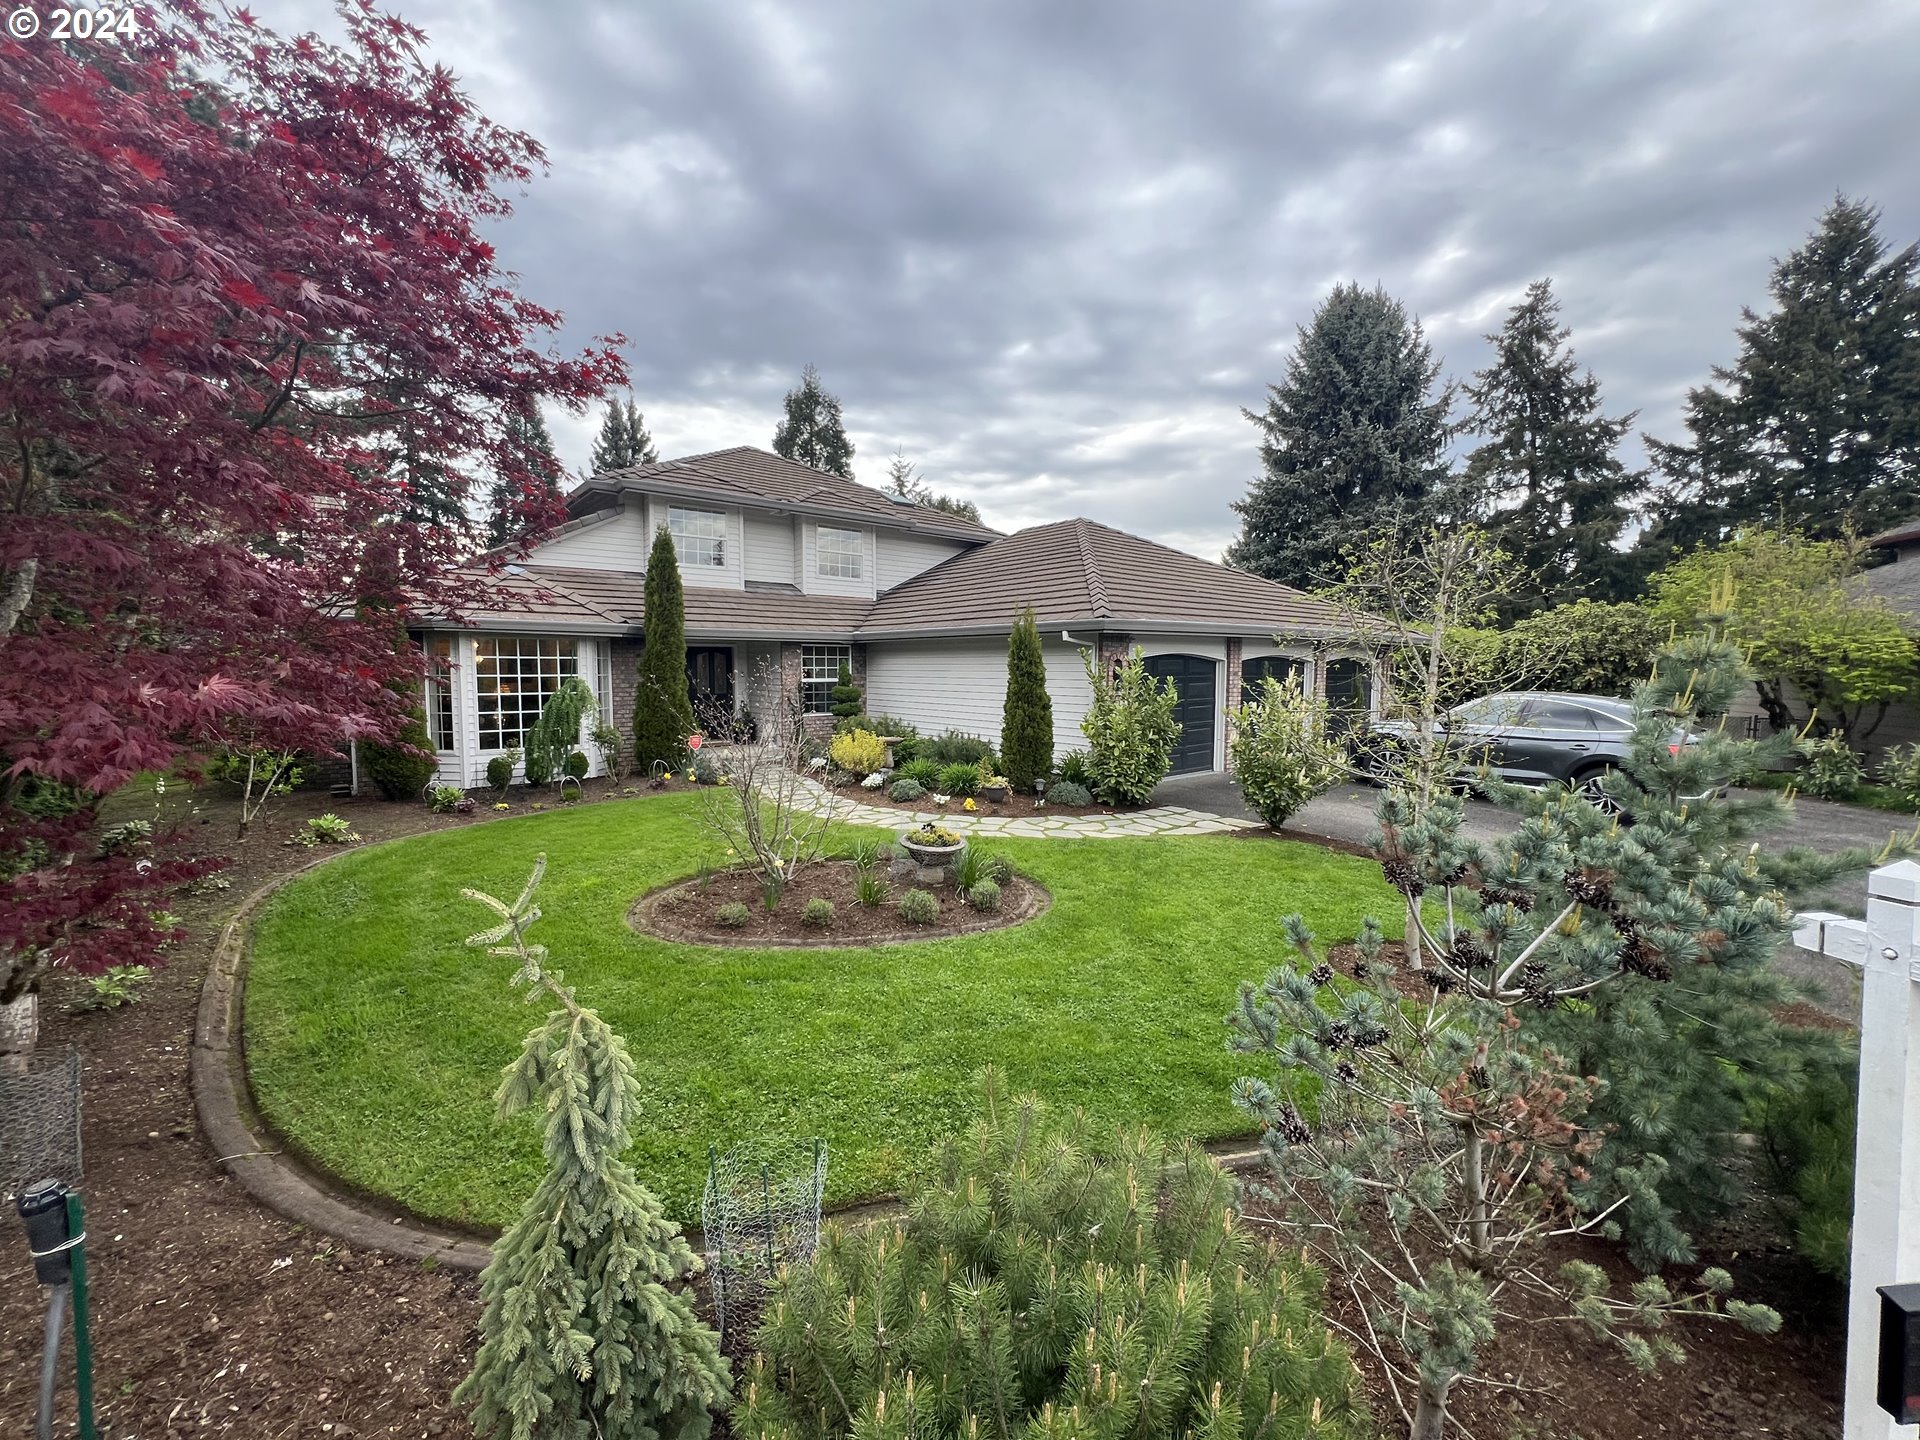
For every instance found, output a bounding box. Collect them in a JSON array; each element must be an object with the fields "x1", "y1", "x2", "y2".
[{"x1": 191, "y1": 824, "x2": 1274, "y2": 1275}]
